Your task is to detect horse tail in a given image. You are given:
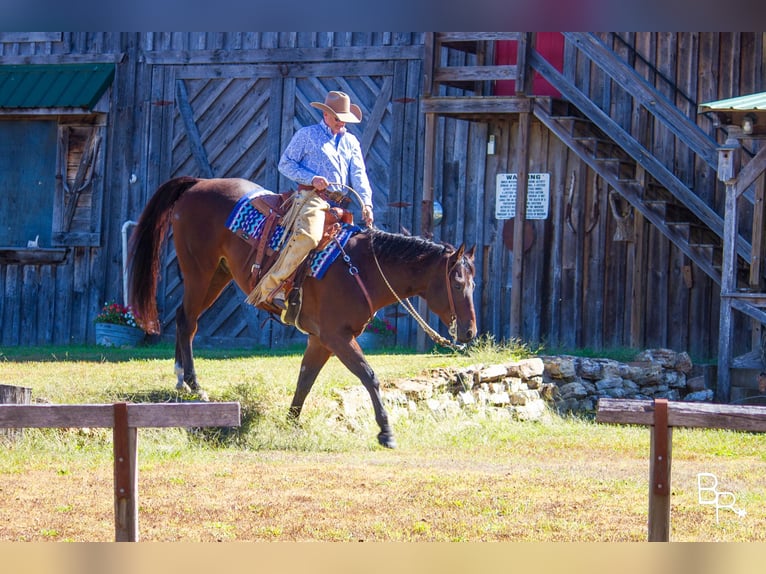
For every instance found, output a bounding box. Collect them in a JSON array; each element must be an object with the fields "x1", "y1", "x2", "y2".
[{"x1": 128, "y1": 176, "x2": 200, "y2": 334}]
